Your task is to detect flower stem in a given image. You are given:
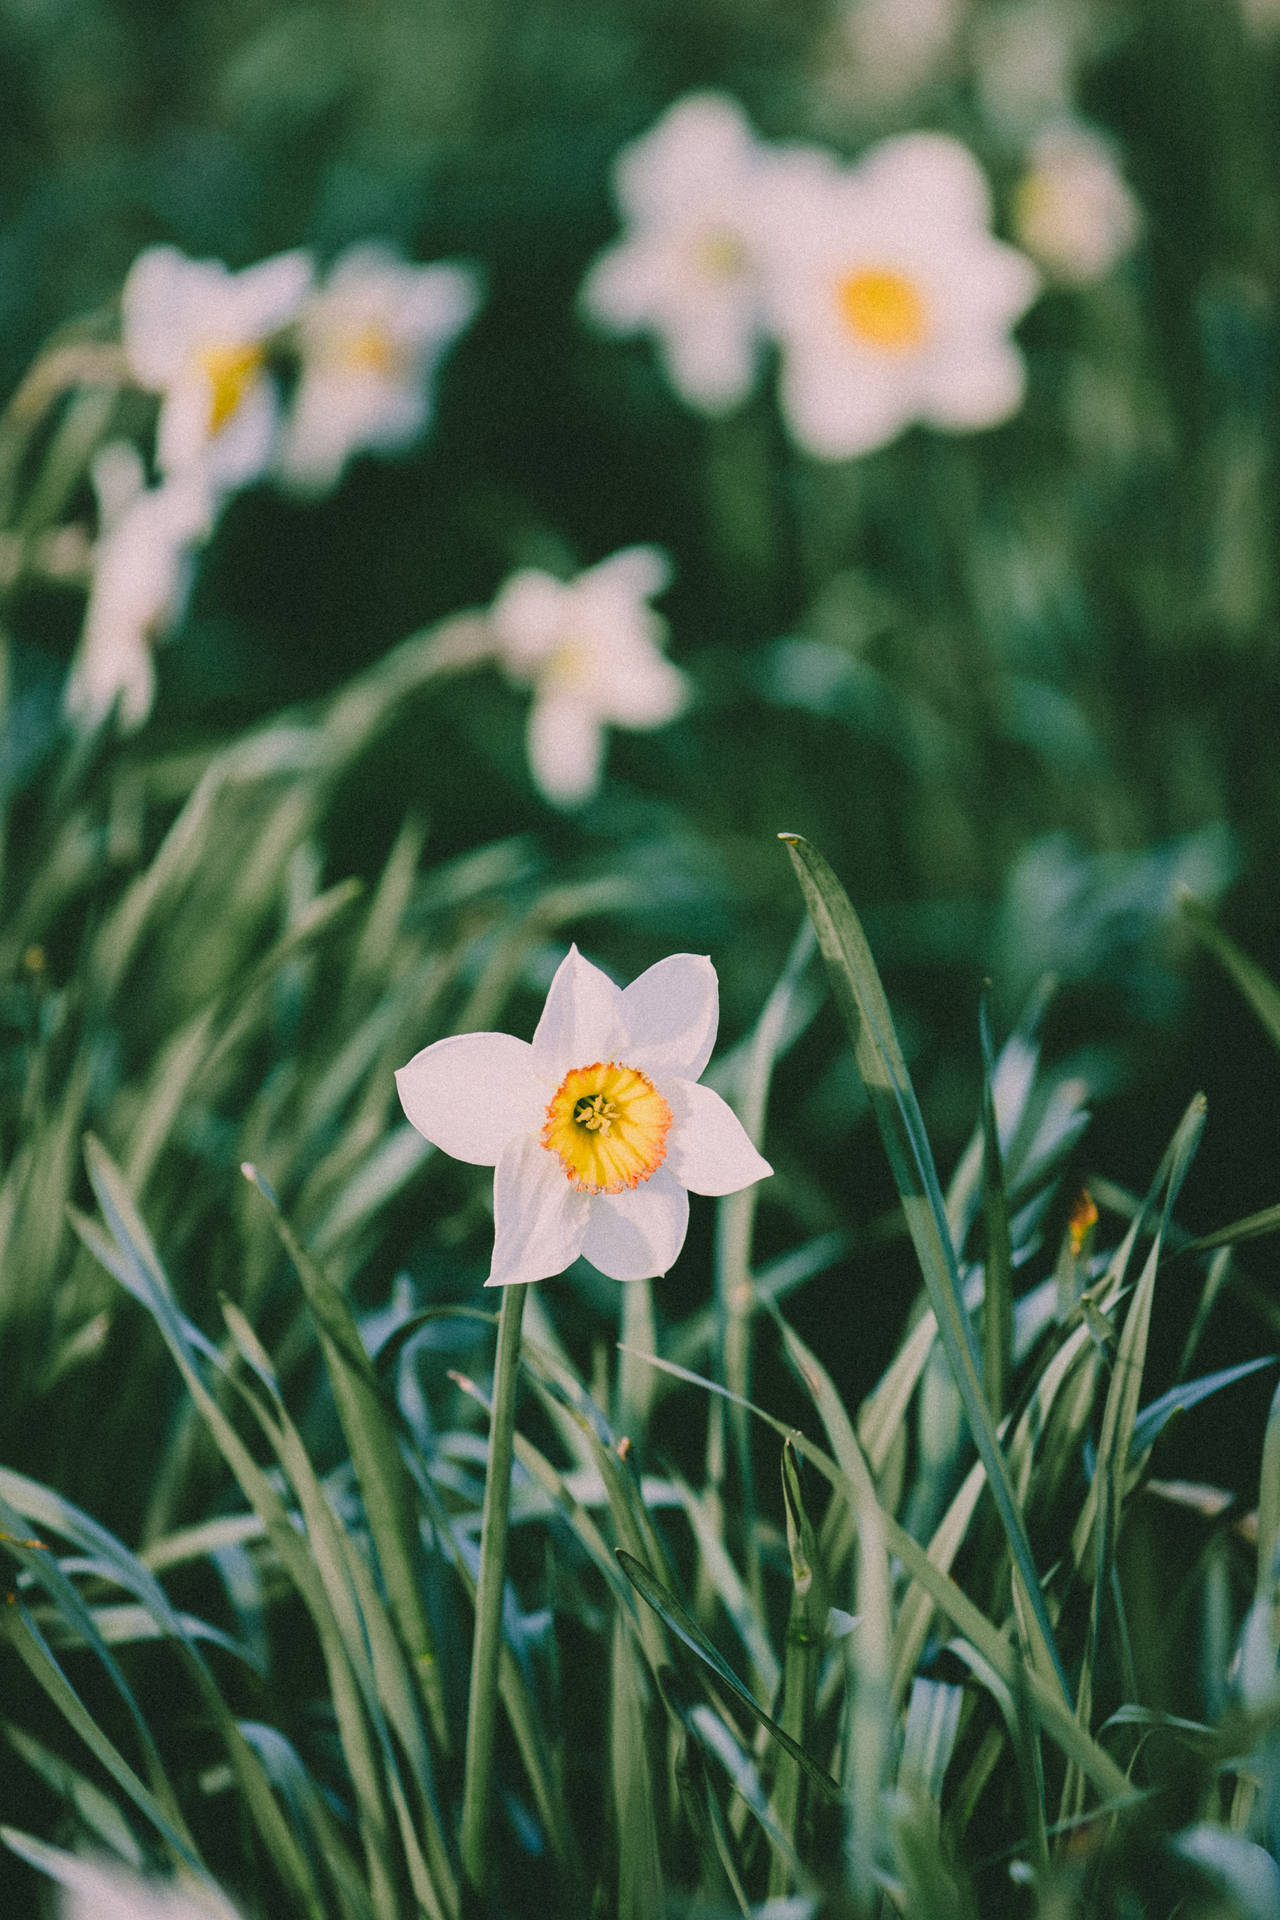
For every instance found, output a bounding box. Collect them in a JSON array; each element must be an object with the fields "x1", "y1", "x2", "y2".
[{"x1": 459, "y1": 1280, "x2": 527, "y2": 1895}]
